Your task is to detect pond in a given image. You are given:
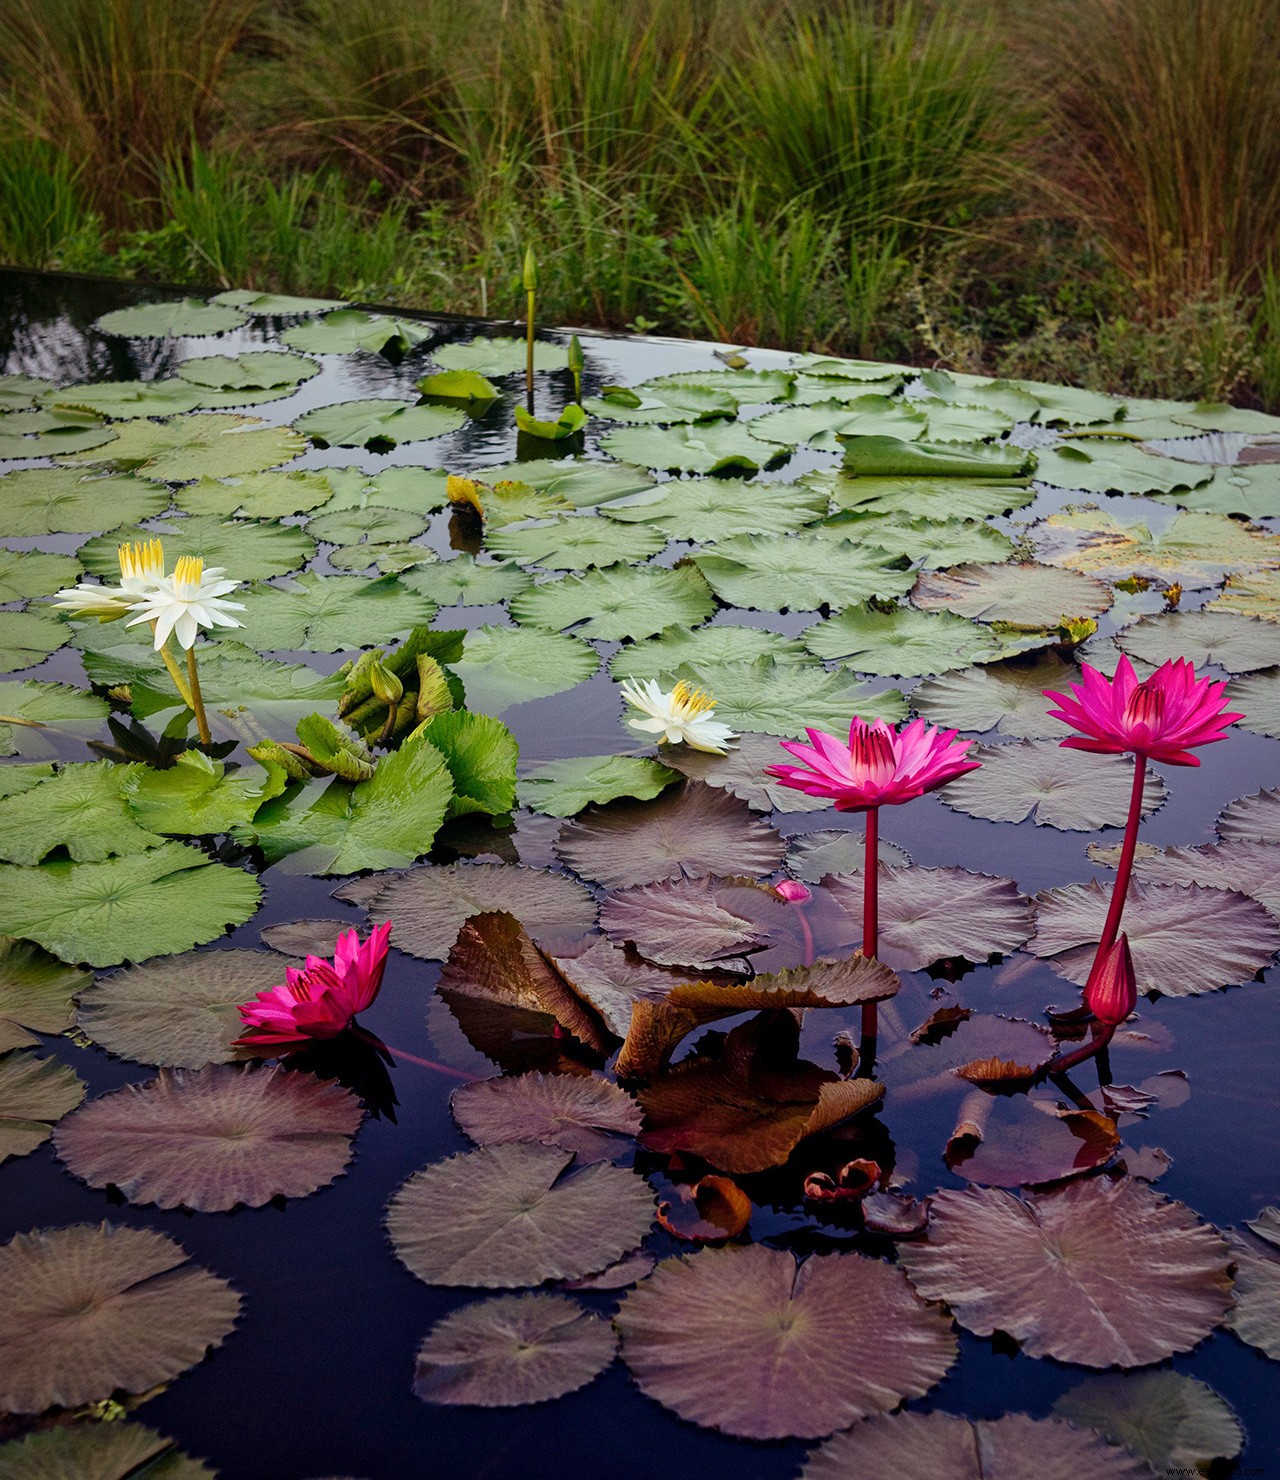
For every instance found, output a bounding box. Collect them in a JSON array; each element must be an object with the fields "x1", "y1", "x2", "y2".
[{"x1": 0, "y1": 266, "x2": 1277, "y2": 1478}]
